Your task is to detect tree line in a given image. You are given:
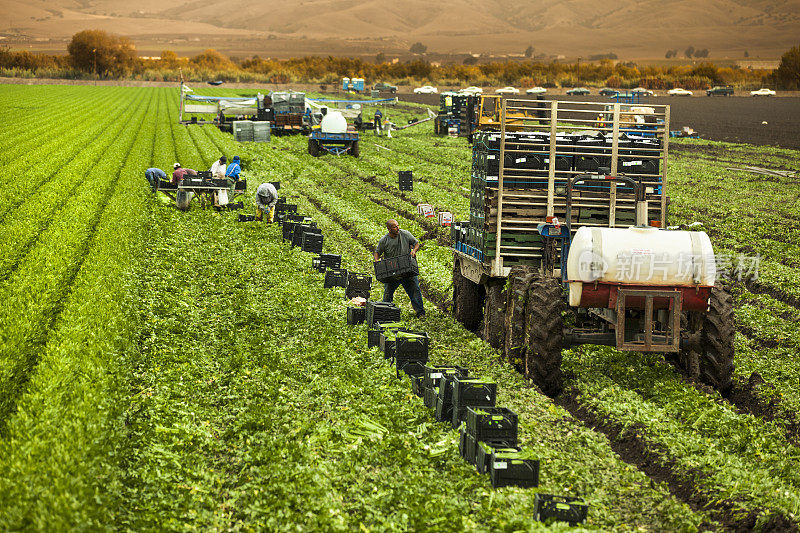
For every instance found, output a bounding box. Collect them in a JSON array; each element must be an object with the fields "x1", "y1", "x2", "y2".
[{"x1": 0, "y1": 31, "x2": 797, "y2": 90}]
